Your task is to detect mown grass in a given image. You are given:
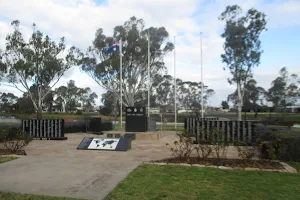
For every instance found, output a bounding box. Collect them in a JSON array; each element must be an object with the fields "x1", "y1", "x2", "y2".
[
  {"x1": 0, "y1": 156, "x2": 18, "y2": 164},
  {"x1": 0, "y1": 192, "x2": 86, "y2": 200},
  {"x1": 13, "y1": 113, "x2": 111, "y2": 121},
  {"x1": 105, "y1": 164, "x2": 300, "y2": 200},
  {"x1": 113, "y1": 123, "x2": 184, "y2": 132}
]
